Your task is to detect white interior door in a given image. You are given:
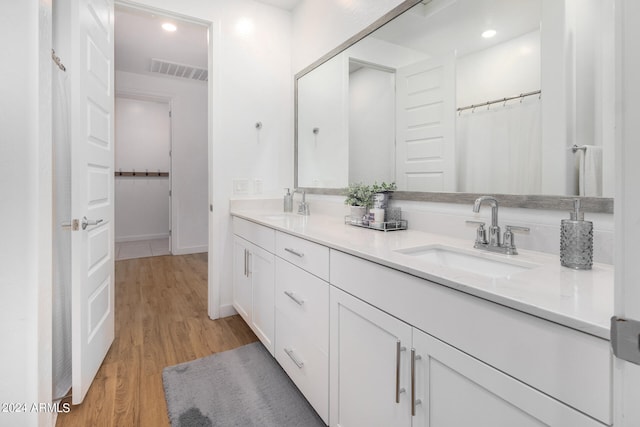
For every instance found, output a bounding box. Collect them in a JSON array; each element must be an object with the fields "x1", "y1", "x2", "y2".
[
  {"x1": 396, "y1": 55, "x2": 456, "y2": 191},
  {"x1": 68, "y1": 0, "x2": 115, "y2": 404}
]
